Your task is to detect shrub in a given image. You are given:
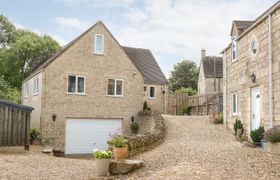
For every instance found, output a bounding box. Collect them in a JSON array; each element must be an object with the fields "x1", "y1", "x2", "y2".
[
  {"x1": 111, "y1": 136, "x2": 128, "y2": 148},
  {"x1": 234, "y1": 119, "x2": 243, "y2": 135},
  {"x1": 214, "y1": 114, "x2": 223, "y2": 124},
  {"x1": 264, "y1": 125, "x2": 280, "y2": 143},
  {"x1": 30, "y1": 128, "x2": 40, "y2": 140},
  {"x1": 93, "y1": 149, "x2": 113, "y2": 159},
  {"x1": 250, "y1": 126, "x2": 265, "y2": 143},
  {"x1": 130, "y1": 122, "x2": 139, "y2": 132},
  {"x1": 143, "y1": 101, "x2": 148, "y2": 111},
  {"x1": 181, "y1": 104, "x2": 193, "y2": 115},
  {"x1": 176, "y1": 87, "x2": 197, "y2": 96}
]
